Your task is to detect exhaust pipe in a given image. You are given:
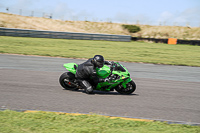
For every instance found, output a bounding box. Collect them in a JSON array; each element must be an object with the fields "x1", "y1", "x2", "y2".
[{"x1": 64, "y1": 79, "x2": 81, "y2": 89}]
